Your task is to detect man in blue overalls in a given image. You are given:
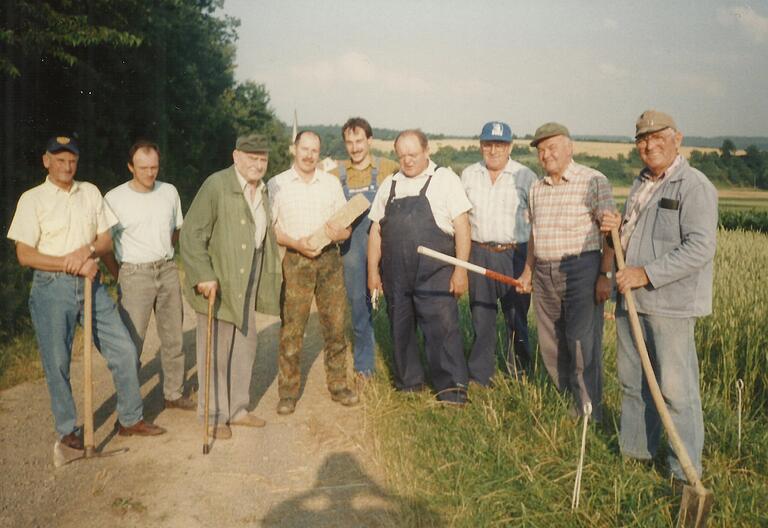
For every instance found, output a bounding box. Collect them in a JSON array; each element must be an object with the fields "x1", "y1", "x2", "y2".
[
  {"x1": 367, "y1": 129, "x2": 472, "y2": 404},
  {"x1": 333, "y1": 118, "x2": 400, "y2": 378}
]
